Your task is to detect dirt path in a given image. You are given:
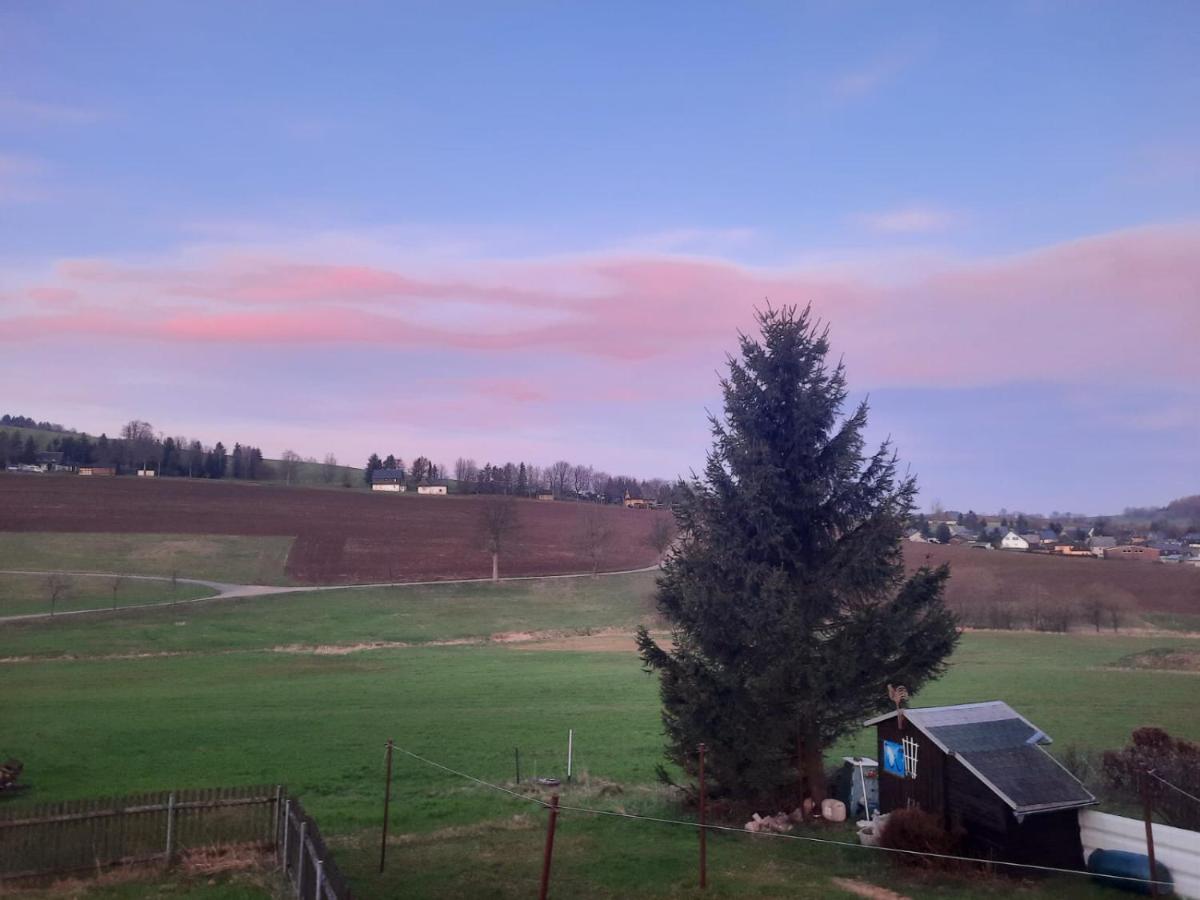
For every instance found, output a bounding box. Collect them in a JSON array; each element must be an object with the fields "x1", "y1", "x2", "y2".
[{"x1": 0, "y1": 564, "x2": 661, "y2": 624}]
